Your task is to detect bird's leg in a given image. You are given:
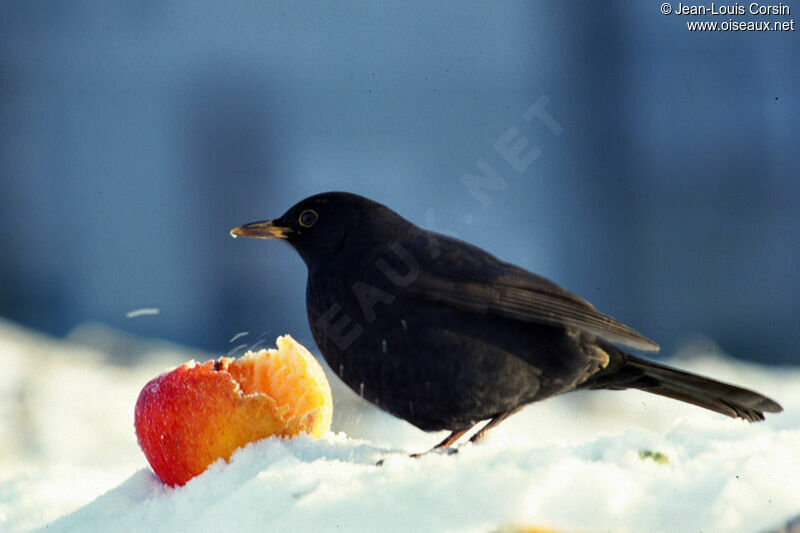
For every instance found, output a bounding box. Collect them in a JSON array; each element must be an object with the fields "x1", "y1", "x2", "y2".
[
  {"x1": 377, "y1": 428, "x2": 473, "y2": 465},
  {"x1": 433, "y1": 428, "x2": 471, "y2": 449},
  {"x1": 407, "y1": 428, "x2": 472, "y2": 459},
  {"x1": 468, "y1": 407, "x2": 522, "y2": 444}
]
